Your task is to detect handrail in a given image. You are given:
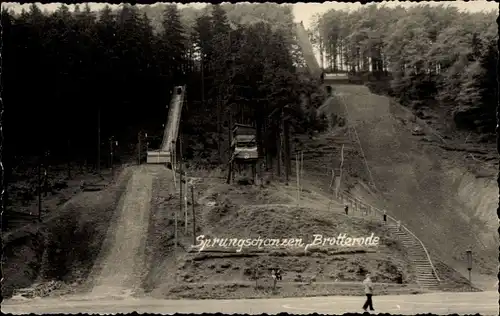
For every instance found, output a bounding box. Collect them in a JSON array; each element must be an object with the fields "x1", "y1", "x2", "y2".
[{"x1": 338, "y1": 190, "x2": 440, "y2": 282}]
